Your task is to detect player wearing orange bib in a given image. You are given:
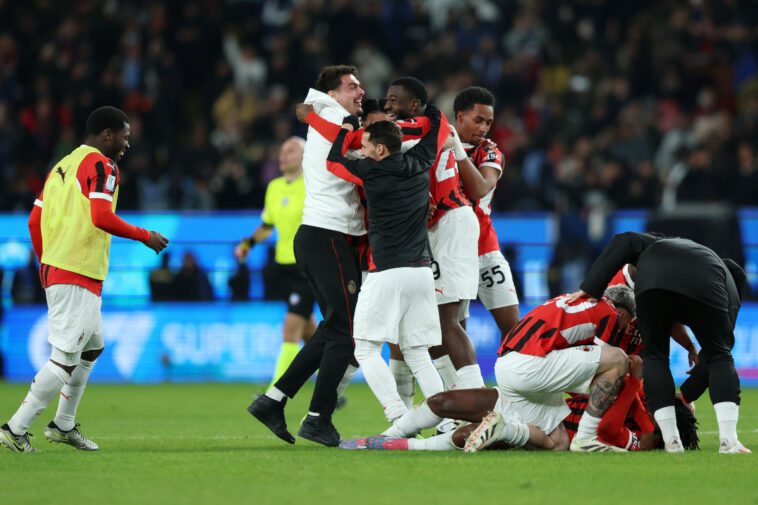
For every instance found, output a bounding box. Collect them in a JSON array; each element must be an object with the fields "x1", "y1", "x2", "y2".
[{"x1": 0, "y1": 107, "x2": 168, "y2": 453}]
